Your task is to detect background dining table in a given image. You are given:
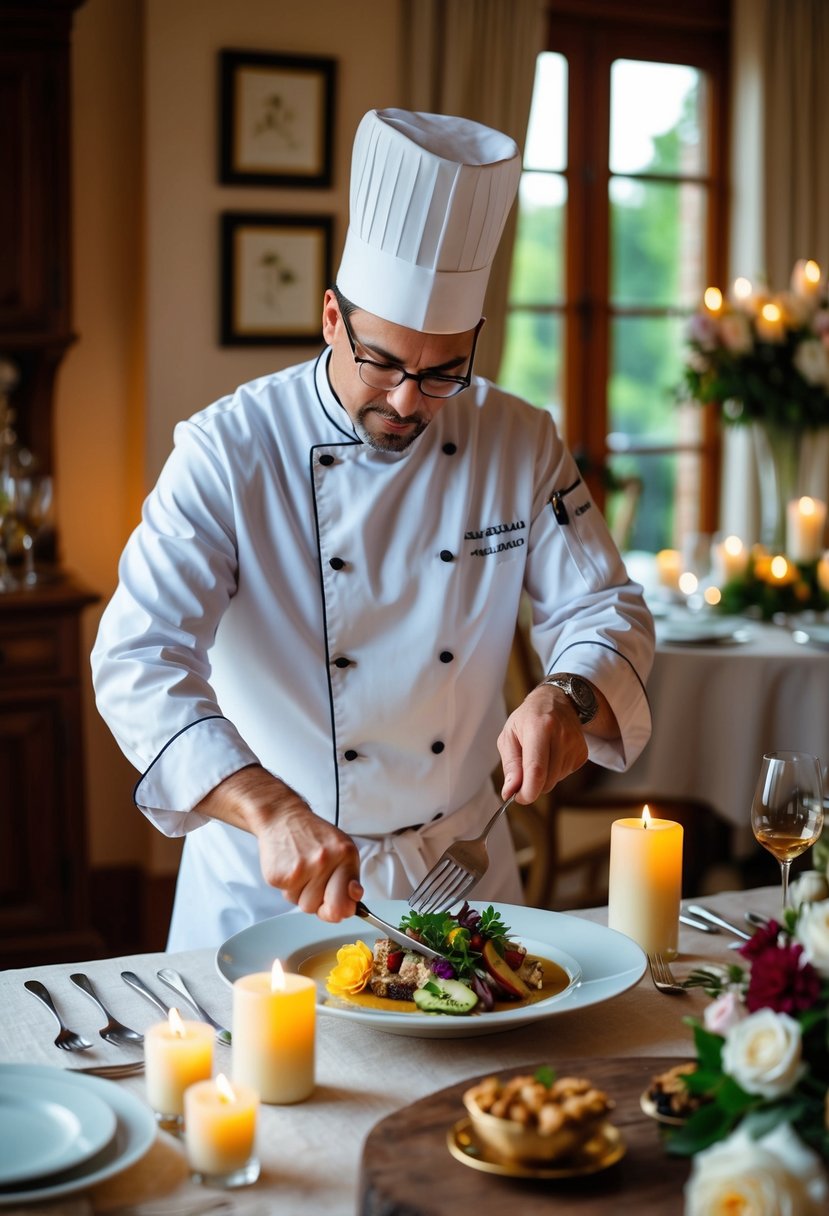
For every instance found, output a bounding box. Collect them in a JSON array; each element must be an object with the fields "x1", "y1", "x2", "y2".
[
  {"x1": 586, "y1": 611, "x2": 829, "y2": 858},
  {"x1": 0, "y1": 884, "x2": 783, "y2": 1216}
]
